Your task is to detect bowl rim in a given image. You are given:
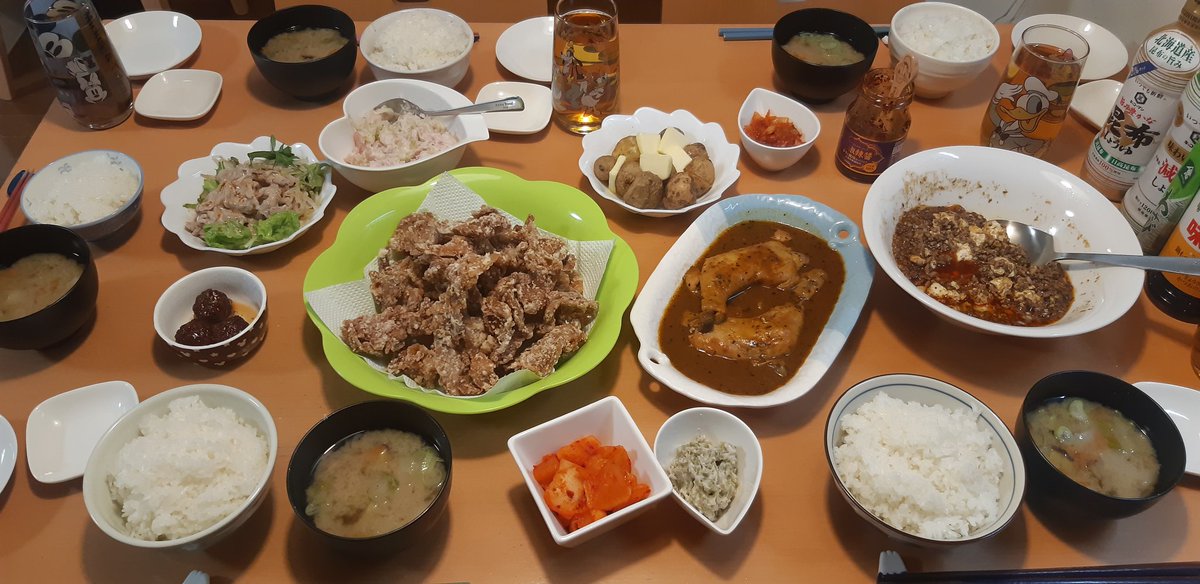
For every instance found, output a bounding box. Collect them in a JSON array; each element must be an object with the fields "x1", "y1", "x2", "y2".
[
  {"x1": 889, "y1": 1, "x2": 1000, "y2": 66},
  {"x1": 152, "y1": 266, "x2": 268, "y2": 351},
  {"x1": 360, "y1": 8, "x2": 474, "y2": 75},
  {"x1": 20, "y1": 150, "x2": 144, "y2": 231},
  {"x1": 736, "y1": 87, "x2": 820, "y2": 152}
]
